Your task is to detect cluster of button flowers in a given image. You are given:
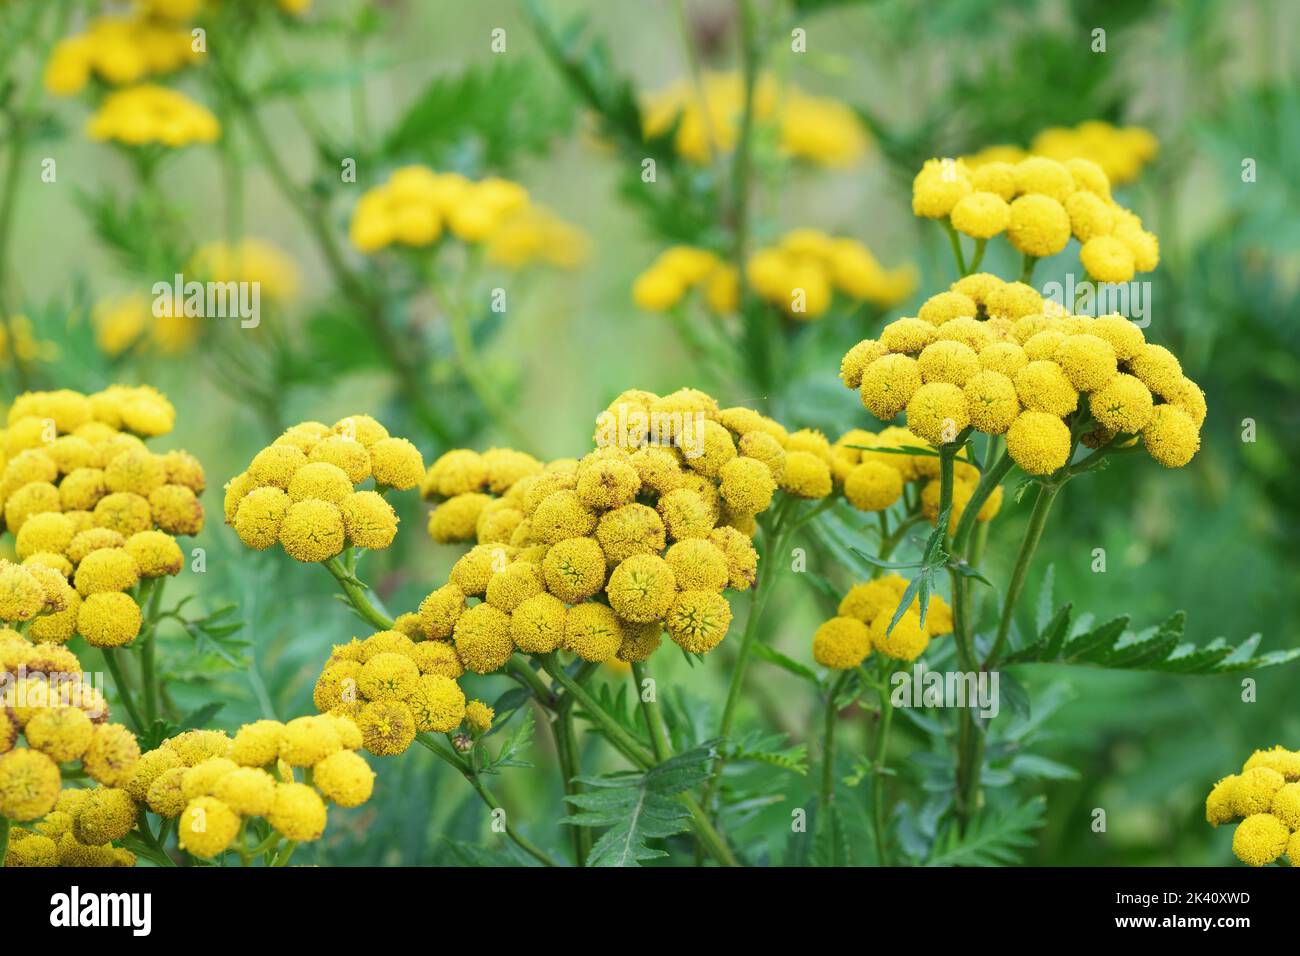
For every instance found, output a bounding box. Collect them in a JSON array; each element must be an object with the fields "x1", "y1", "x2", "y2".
[
  {"x1": 43, "y1": 14, "x2": 200, "y2": 95},
  {"x1": 413, "y1": 389, "x2": 837, "y2": 685},
  {"x1": 312, "y1": 626, "x2": 495, "y2": 758},
  {"x1": 0, "y1": 387, "x2": 203, "y2": 650},
  {"x1": 632, "y1": 232, "x2": 916, "y2": 319},
  {"x1": 1205, "y1": 746, "x2": 1300, "y2": 867},
  {"x1": 348, "y1": 166, "x2": 587, "y2": 268},
  {"x1": 840, "y1": 274, "x2": 1205, "y2": 475},
  {"x1": 224, "y1": 416, "x2": 424, "y2": 564},
  {"x1": 964, "y1": 120, "x2": 1159, "y2": 186},
  {"x1": 2, "y1": 650, "x2": 377, "y2": 866},
  {"x1": 913, "y1": 154, "x2": 1159, "y2": 285},
  {"x1": 813, "y1": 574, "x2": 954, "y2": 670},
  {"x1": 0, "y1": 631, "x2": 138, "y2": 866},
  {"x1": 641, "y1": 71, "x2": 869, "y2": 167},
  {"x1": 85, "y1": 83, "x2": 220, "y2": 148}
]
